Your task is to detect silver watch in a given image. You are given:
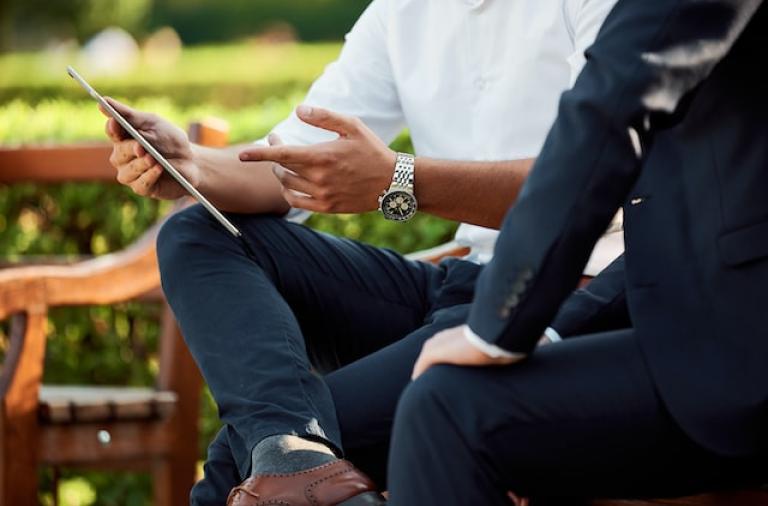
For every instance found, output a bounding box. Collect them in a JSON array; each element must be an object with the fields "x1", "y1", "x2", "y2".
[{"x1": 378, "y1": 152, "x2": 418, "y2": 222}]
